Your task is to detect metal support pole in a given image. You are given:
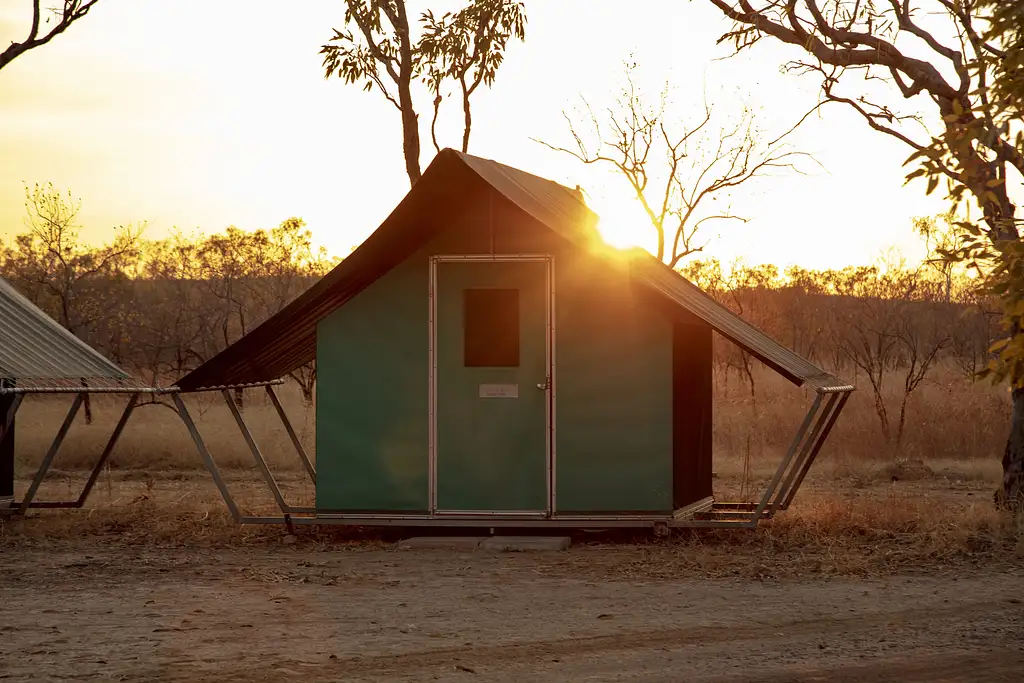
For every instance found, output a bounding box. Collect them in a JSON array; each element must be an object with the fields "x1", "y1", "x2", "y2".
[
  {"x1": 19, "y1": 393, "x2": 84, "y2": 513},
  {"x1": 0, "y1": 392, "x2": 23, "y2": 446},
  {"x1": 222, "y1": 389, "x2": 290, "y2": 515},
  {"x1": 1, "y1": 391, "x2": 23, "y2": 504},
  {"x1": 171, "y1": 392, "x2": 241, "y2": 523},
  {"x1": 750, "y1": 392, "x2": 824, "y2": 526},
  {"x1": 770, "y1": 392, "x2": 840, "y2": 515},
  {"x1": 779, "y1": 390, "x2": 851, "y2": 510},
  {"x1": 74, "y1": 392, "x2": 139, "y2": 507},
  {"x1": 265, "y1": 384, "x2": 316, "y2": 485}
]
